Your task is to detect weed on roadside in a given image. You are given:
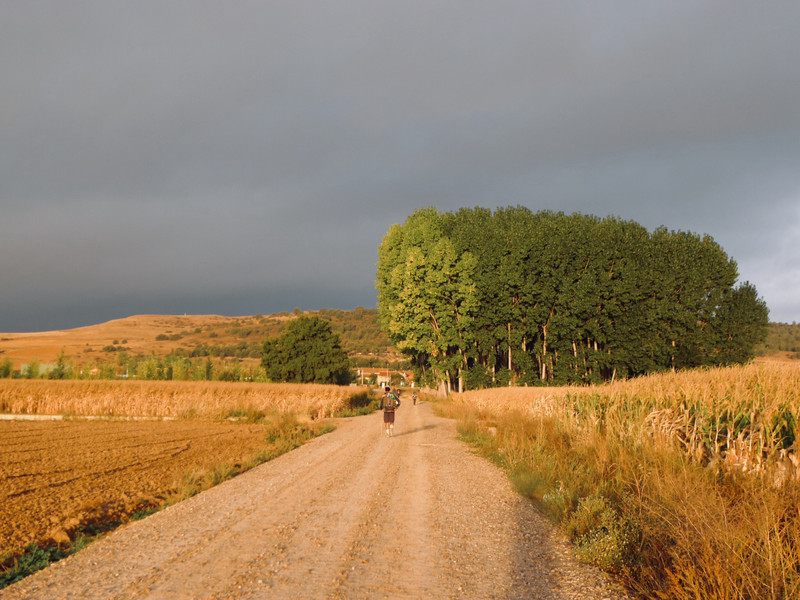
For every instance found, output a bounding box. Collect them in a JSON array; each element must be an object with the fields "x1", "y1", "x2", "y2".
[
  {"x1": 1, "y1": 529, "x2": 95, "y2": 591},
  {"x1": 332, "y1": 391, "x2": 378, "y2": 418},
  {"x1": 0, "y1": 544, "x2": 70, "y2": 588},
  {"x1": 164, "y1": 415, "x2": 335, "y2": 505}
]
